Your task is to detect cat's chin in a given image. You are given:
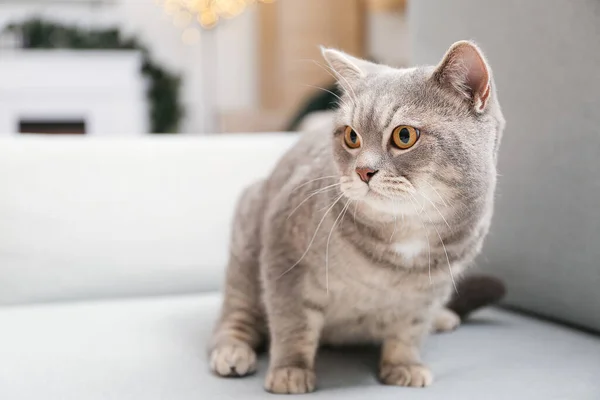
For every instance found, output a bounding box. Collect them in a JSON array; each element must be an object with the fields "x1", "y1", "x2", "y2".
[
  {"x1": 356, "y1": 190, "x2": 424, "y2": 217},
  {"x1": 343, "y1": 188, "x2": 403, "y2": 202},
  {"x1": 363, "y1": 190, "x2": 389, "y2": 202},
  {"x1": 366, "y1": 188, "x2": 410, "y2": 202},
  {"x1": 341, "y1": 185, "x2": 417, "y2": 215}
]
